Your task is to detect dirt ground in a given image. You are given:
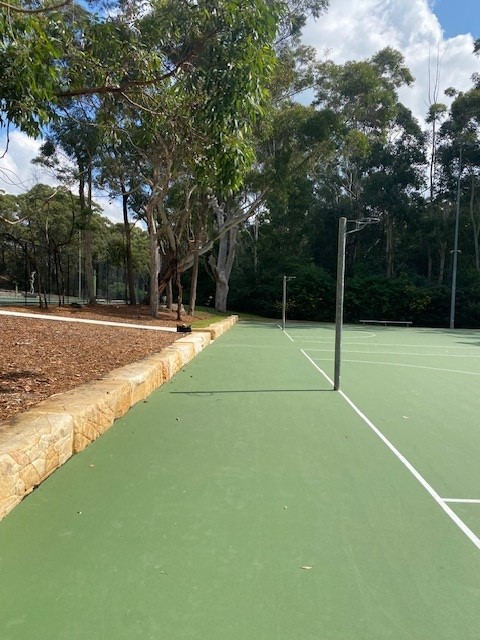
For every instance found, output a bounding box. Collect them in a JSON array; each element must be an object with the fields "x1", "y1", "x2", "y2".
[{"x1": 0, "y1": 303, "x2": 204, "y2": 424}]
